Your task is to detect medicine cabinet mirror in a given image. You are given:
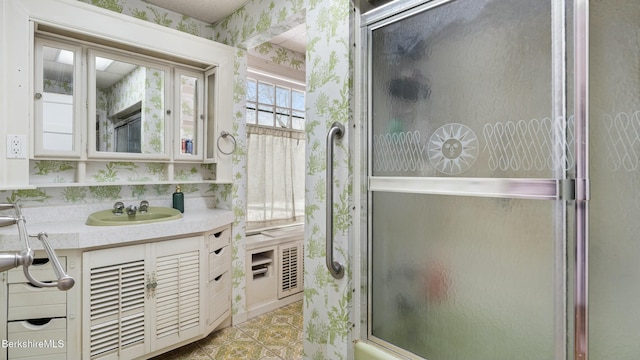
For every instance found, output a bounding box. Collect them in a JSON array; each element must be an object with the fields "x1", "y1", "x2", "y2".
[
  {"x1": 175, "y1": 70, "x2": 204, "y2": 160},
  {"x1": 33, "y1": 29, "x2": 222, "y2": 163},
  {"x1": 34, "y1": 38, "x2": 82, "y2": 157},
  {"x1": 89, "y1": 49, "x2": 169, "y2": 158}
]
